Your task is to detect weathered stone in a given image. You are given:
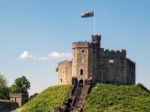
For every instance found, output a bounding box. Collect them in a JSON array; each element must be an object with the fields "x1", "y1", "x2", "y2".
[
  {"x1": 10, "y1": 93, "x2": 29, "y2": 107},
  {"x1": 58, "y1": 34, "x2": 135, "y2": 85},
  {"x1": 0, "y1": 100, "x2": 18, "y2": 112}
]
